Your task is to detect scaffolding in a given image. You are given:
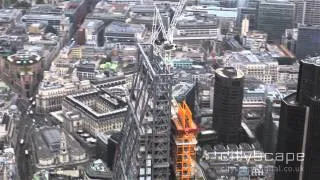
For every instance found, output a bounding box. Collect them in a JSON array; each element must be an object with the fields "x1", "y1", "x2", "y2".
[
  {"x1": 113, "y1": 44, "x2": 172, "y2": 180},
  {"x1": 172, "y1": 100, "x2": 198, "y2": 180}
]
